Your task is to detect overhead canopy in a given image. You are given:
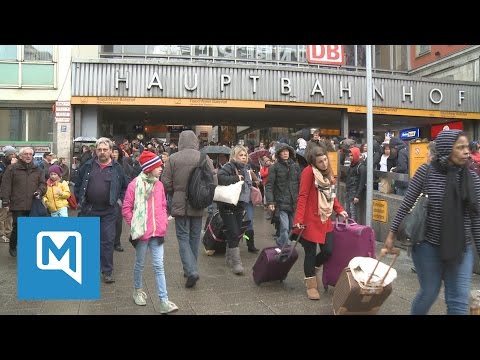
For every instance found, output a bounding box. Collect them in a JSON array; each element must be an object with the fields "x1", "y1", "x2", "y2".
[{"x1": 73, "y1": 136, "x2": 97, "y2": 142}]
